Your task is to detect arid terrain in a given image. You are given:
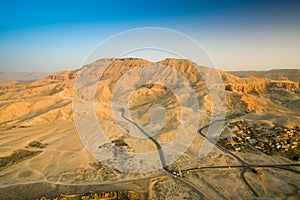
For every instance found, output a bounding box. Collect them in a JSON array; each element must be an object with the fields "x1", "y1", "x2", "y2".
[
  {"x1": 0, "y1": 58, "x2": 299, "y2": 199},
  {"x1": 0, "y1": 72, "x2": 52, "y2": 83}
]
